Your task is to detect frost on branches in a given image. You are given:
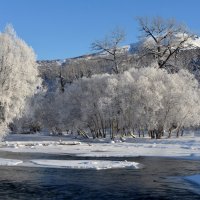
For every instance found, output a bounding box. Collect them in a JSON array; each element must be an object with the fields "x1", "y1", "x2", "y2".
[
  {"x1": 0, "y1": 25, "x2": 40, "y2": 138},
  {"x1": 32, "y1": 64, "x2": 200, "y2": 139},
  {"x1": 60, "y1": 66, "x2": 200, "y2": 139}
]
